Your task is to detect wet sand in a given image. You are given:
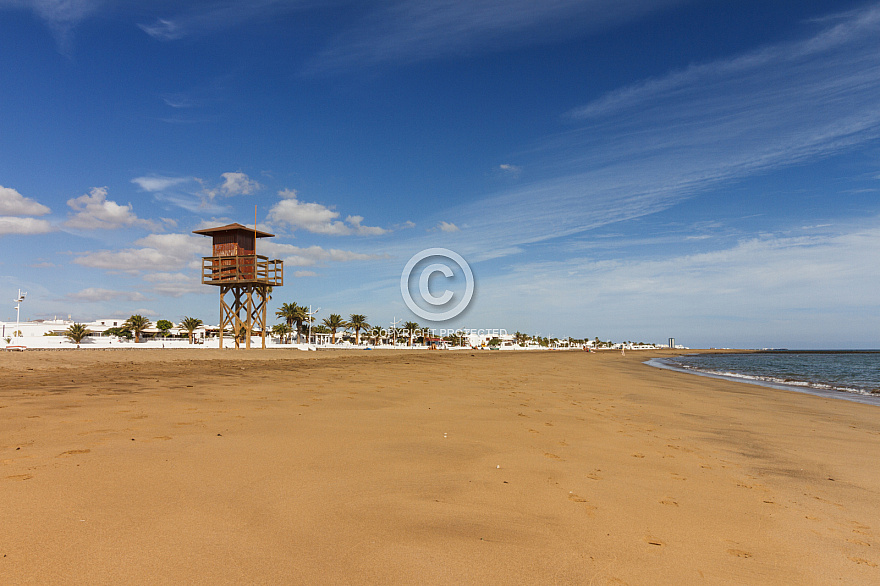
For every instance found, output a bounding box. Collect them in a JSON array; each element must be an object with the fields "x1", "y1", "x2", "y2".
[{"x1": 2, "y1": 349, "x2": 879, "y2": 584}]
